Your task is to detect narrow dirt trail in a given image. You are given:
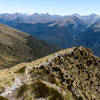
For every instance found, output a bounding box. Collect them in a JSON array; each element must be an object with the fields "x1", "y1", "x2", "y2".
[{"x1": 1, "y1": 76, "x2": 23, "y2": 100}]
